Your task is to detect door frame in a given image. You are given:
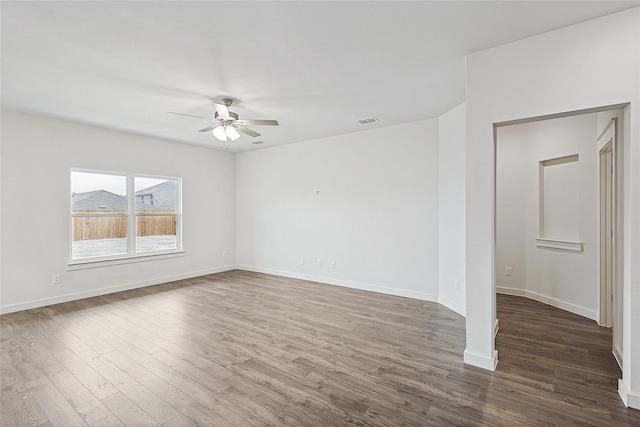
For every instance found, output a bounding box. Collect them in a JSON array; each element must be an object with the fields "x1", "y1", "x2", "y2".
[{"x1": 596, "y1": 118, "x2": 617, "y2": 332}]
